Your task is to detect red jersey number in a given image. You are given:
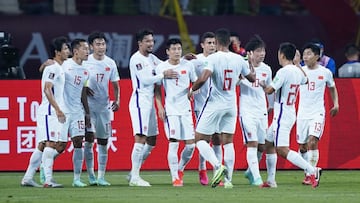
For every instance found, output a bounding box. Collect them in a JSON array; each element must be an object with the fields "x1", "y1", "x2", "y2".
[
  {"x1": 223, "y1": 69, "x2": 233, "y2": 91},
  {"x1": 286, "y1": 84, "x2": 300, "y2": 105}
]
